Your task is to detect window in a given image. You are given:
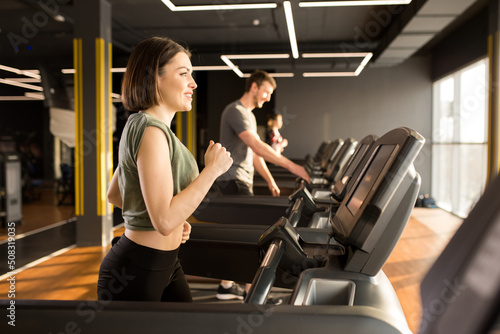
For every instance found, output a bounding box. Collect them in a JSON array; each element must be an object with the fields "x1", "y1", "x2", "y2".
[{"x1": 432, "y1": 59, "x2": 488, "y2": 218}]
